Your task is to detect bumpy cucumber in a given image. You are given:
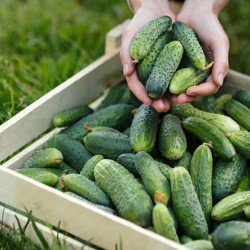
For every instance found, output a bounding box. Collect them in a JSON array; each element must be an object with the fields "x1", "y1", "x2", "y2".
[
  {"x1": 170, "y1": 167, "x2": 208, "y2": 239},
  {"x1": 237, "y1": 168, "x2": 250, "y2": 192},
  {"x1": 234, "y1": 90, "x2": 250, "y2": 108},
  {"x1": 94, "y1": 159, "x2": 153, "y2": 227},
  {"x1": 46, "y1": 134, "x2": 92, "y2": 172},
  {"x1": 137, "y1": 32, "x2": 172, "y2": 84},
  {"x1": 130, "y1": 104, "x2": 159, "y2": 152},
  {"x1": 135, "y1": 151, "x2": 171, "y2": 205},
  {"x1": 83, "y1": 131, "x2": 132, "y2": 160},
  {"x1": 171, "y1": 103, "x2": 240, "y2": 134},
  {"x1": 224, "y1": 99, "x2": 250, "y2": 130},
  {"x1": 184, "y1": 240, "x2": 214, "y2": 250},
  {"x1": 172, "y1": 21, "x2": 206, "y2": 69},
  {"x1": 190, "y1": 144, "x2": 213, "y2": 224},
  {"x1": 146, "y1": 41, "x2": 183, "y2": 99},
  {"x1": 53, "y1": 105, "x2": 93, "y2": 128},
  {"x1": 213, "y1": 154, "x2": 246, "y2": 200},
  {"x1": 62, "y1": 104, "x2": 134, "y2": 140},
  {"x1": 17, "y1": 167, "x2": 63, "y2": 177},
  {"x1": 173, "y1": 151, "x2": 192, "y2": 170},
  {"x1": 158, "y1": 114, "x2": 187, "y2": 160},
  {"x1": 84, "y1": 124, "x2": 123, "y2": 135},
  {"x1": 58, "y1": 162, "x2": 77, "y2": 174},
  {"x1": 158, "y1": 162, "x2": 173, "y2": 180},
  {"x1": 23, "y1": 148, "x2": 63, "y2": 169},
  {"x1": 182, "y1": 117, "x2": 236, "y2": 160},
  {"x1": 180, "y1": 235, "x2": 193, "y2": 244},
  {"x1": 117, "y1": 153, "x2": 139, "y2": 177},
  {"x1": 216, "y1": 93, "x2": 233, "y2": 111},
  {"x1": 153, "y1": 204, "x2": 179, "y2": 242},
  {"x1": 130, "y1": 16, "x2": 172, "y2": 60},
  {"x1": 193, "y1": 95, "x2": 221, "y2": 114},
  {"x1": 212, "y1": 221, "x2": 250, "y2": 250},
  {"x1": 243, "y1": 205, "x2": 250, "y2": 219},
  {"x1": 62, "y1": 174, "x2": 111, "y2": 207},
  {"x1": 211, "y1": 191, "x2": 250, "y2": 221},
  {"x1": 80, "y1": 155, "x2": 104, "y2": 181}
]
